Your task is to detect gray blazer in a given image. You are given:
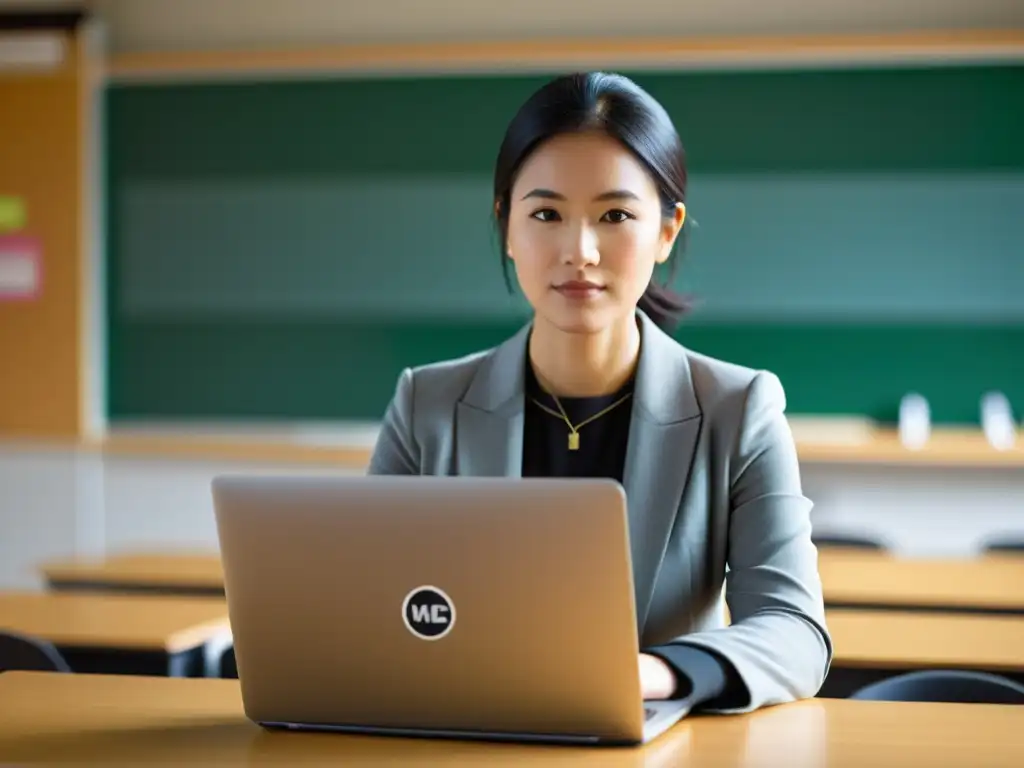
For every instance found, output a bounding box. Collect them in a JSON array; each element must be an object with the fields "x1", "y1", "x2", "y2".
[{"x1": 368, "y1": 309, "x2": 833, "y2": 713}]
